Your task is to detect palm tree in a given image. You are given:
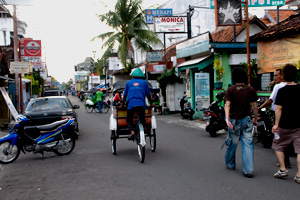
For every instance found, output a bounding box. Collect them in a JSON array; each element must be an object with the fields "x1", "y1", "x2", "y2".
[{"x1": 93, "y1": 0, "x2": 162, "y2": 70}]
